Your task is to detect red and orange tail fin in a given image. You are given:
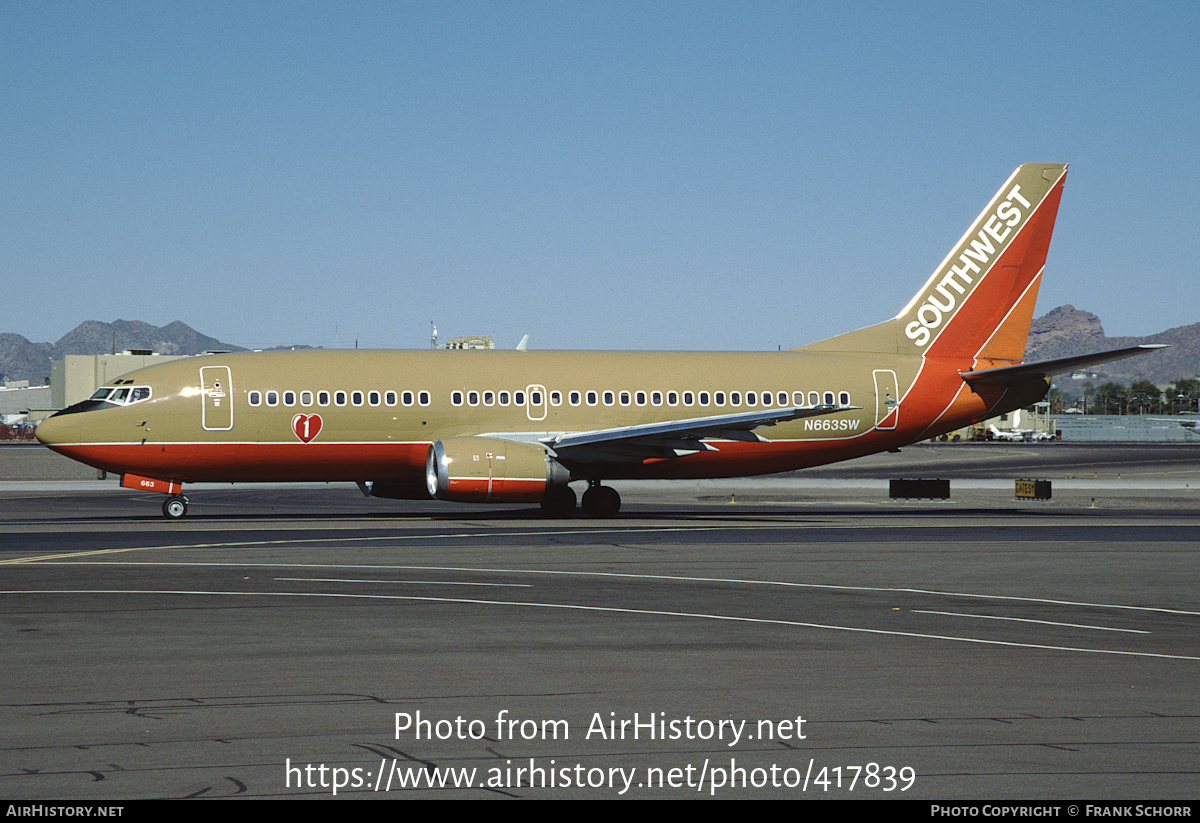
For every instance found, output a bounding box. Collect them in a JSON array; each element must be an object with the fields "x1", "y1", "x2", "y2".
[
  {"x1": 797, "y1": 163, "x2": 1067, "y2": 363},
  {"x1": 899, "y1": 163, "x2": 1067, "y2": 363}
]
